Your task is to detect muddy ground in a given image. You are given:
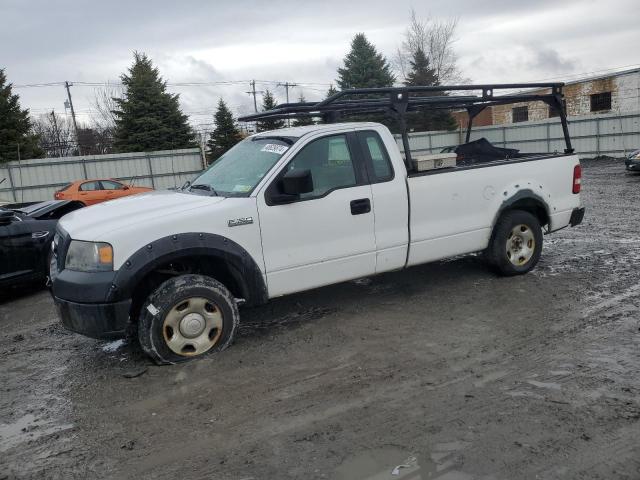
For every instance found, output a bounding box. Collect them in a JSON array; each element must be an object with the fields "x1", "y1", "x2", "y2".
[{"x1": 1, "y1": 158, "x2": 639, "y2": 480}]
